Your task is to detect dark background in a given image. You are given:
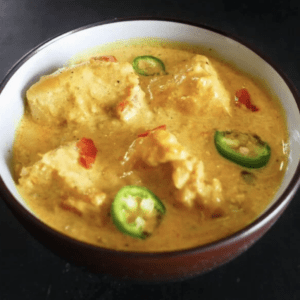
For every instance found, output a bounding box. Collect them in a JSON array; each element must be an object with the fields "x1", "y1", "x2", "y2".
[{"x1": 1, "y1": 0, "x2": 300, "y2": 299}]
